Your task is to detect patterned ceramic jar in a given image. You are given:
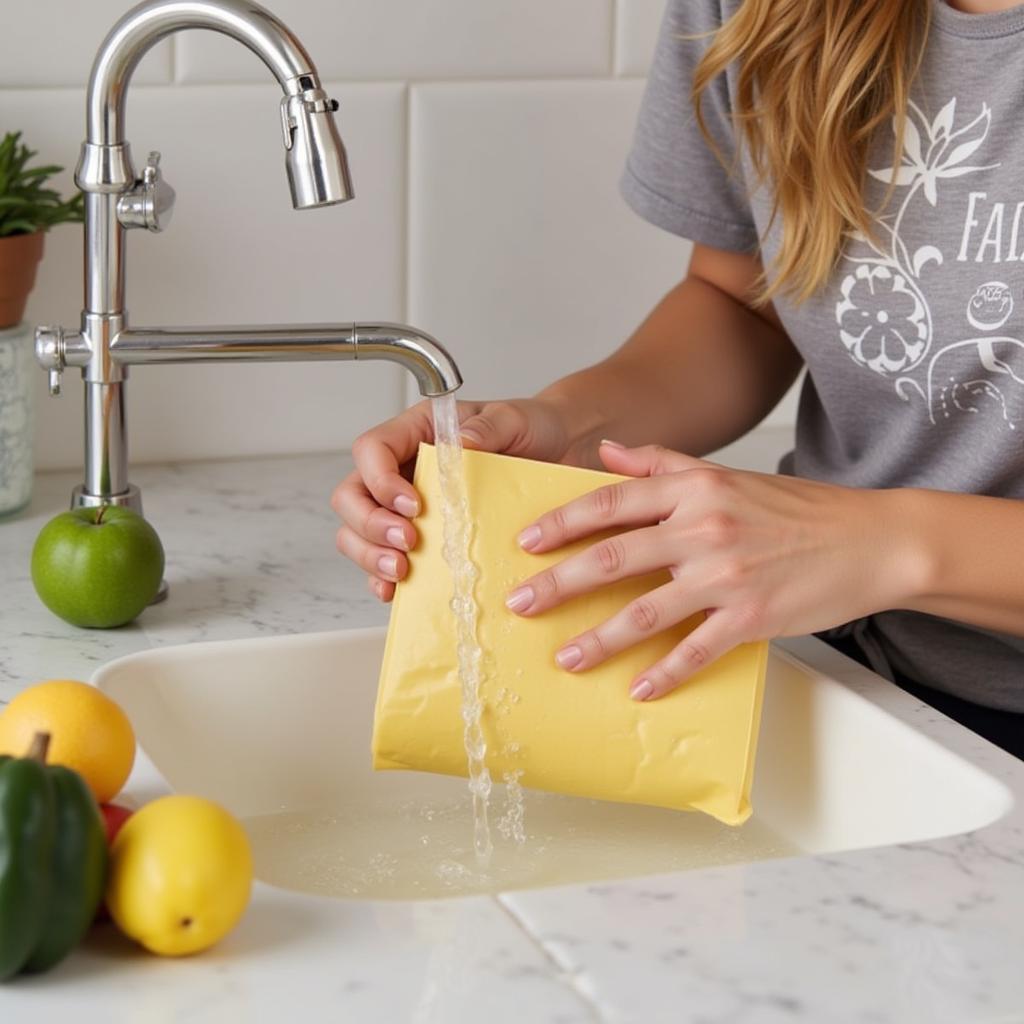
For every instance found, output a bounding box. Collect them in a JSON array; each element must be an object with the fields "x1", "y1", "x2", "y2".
[{"x1": 0, "y1": 322, "x2": 35, "y2": 516}]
